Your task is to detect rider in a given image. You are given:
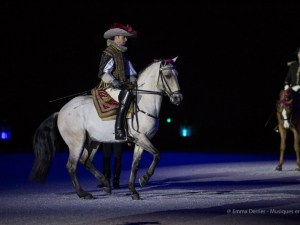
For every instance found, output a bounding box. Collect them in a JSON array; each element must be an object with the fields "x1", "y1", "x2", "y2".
[
  {"x1": 97, "y1": 23, "x2": 137, "y2": 142},
  {"x1": 284, "y1": 47, "x2": 300, "y2": 92},
  {"x1": 276, "y1": 47, "x2": 300, "y2": 131}
]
